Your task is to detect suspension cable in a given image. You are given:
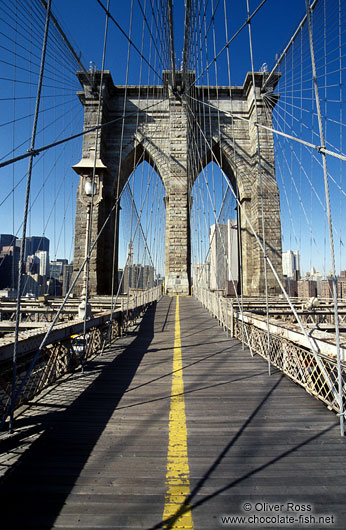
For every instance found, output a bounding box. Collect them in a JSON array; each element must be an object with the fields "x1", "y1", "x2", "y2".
[
  {"x1": 9, "y1": 0, "x2": 52, "y2": 434},
  {"x1": 305, "y1": 0, "x2": 344, "y2": 436}
]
